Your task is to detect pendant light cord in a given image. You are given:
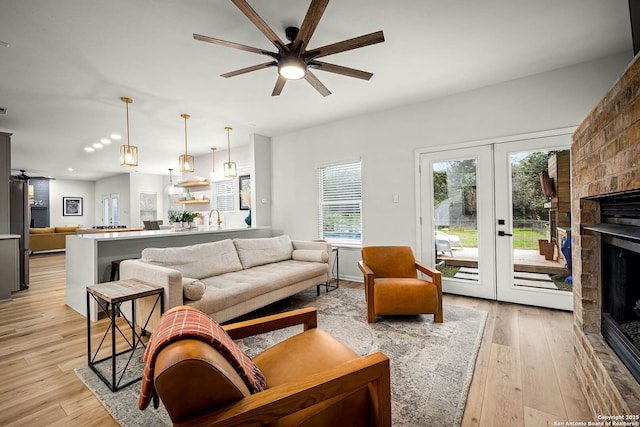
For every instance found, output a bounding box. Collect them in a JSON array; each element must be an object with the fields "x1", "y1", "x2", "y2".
[
  {"x1": 226, "y1": 127, "x2": 232, "y2": 162},
  {"x1": 125, "y1": 102, "x2": 130, "y2": 149},
  {"x1": 184, "y1": 116, "x2": 188, "y2": 155}
]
